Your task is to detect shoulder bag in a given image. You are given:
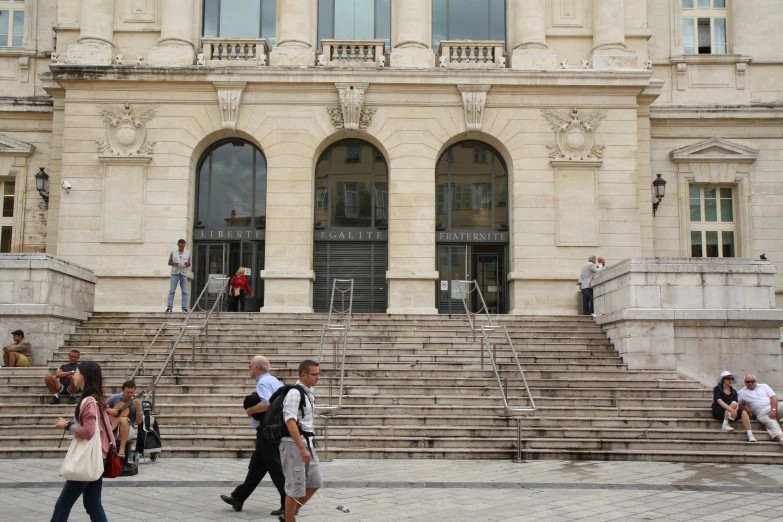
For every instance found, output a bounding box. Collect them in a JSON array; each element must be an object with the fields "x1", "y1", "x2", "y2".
[
  {"x1": 99, "y1": 408, "x2": 123, "y2": 479},
  {"x1": 60, "y1": 397, "x2": 104, "y2": 481}
]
